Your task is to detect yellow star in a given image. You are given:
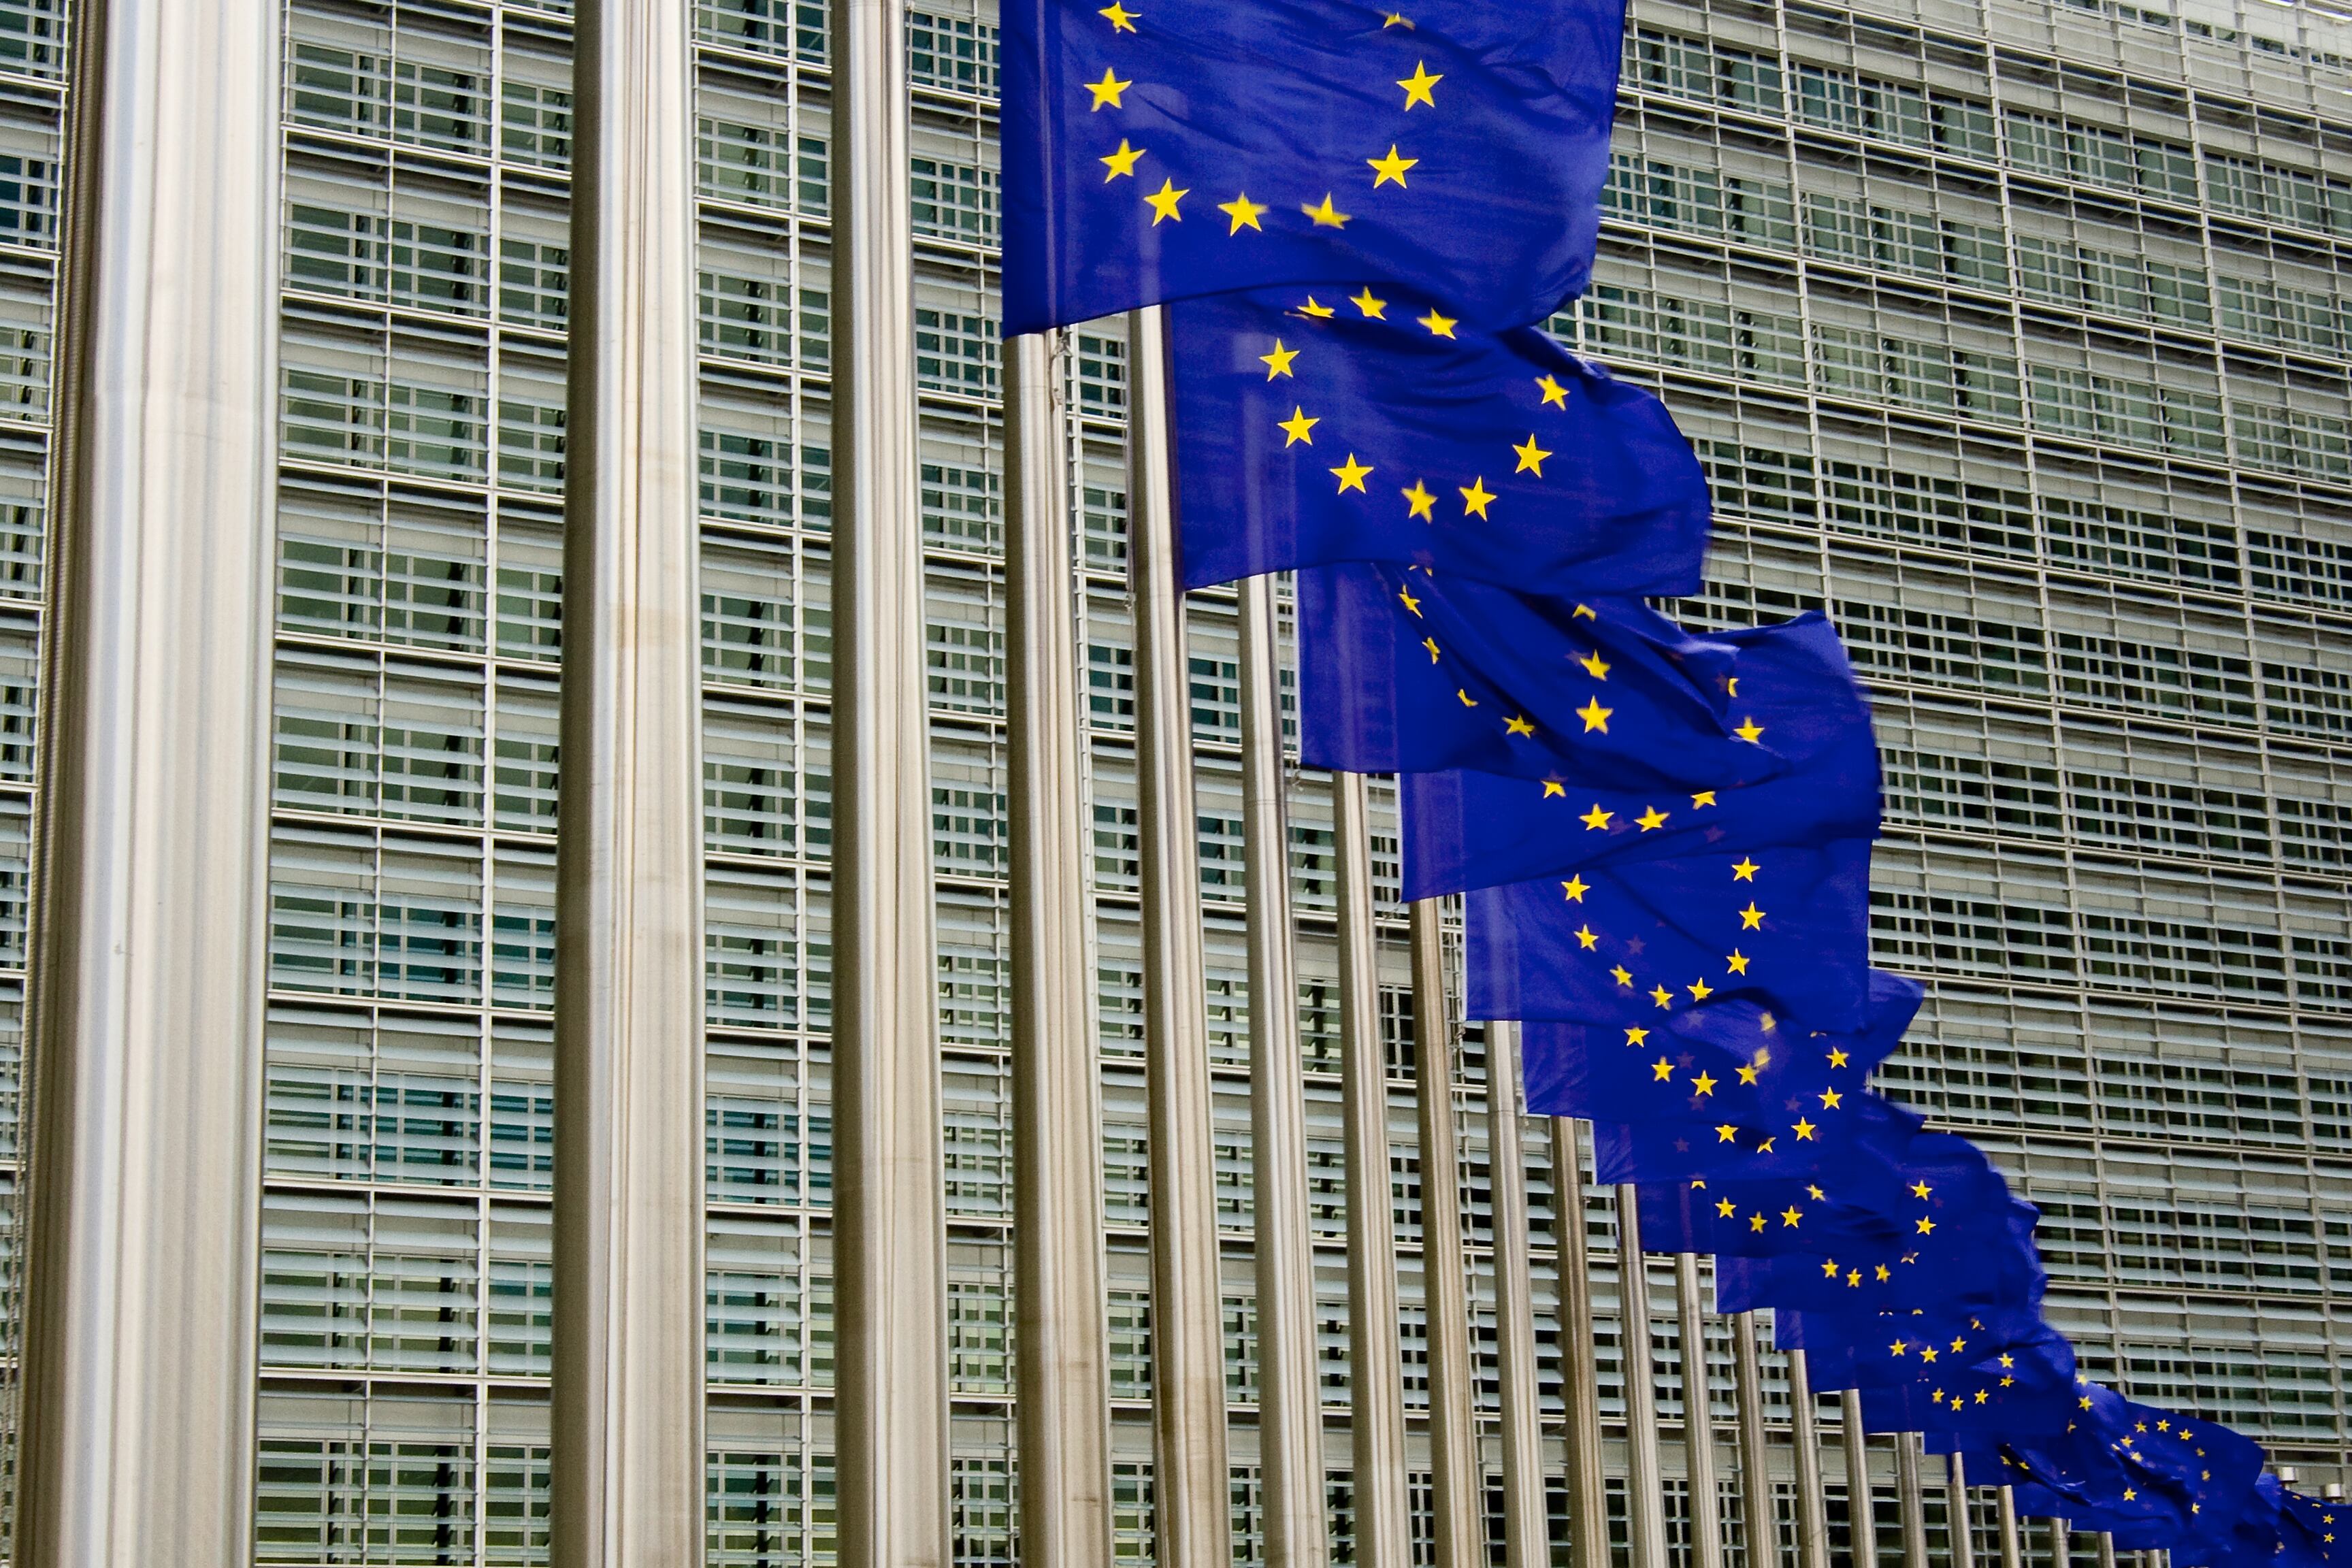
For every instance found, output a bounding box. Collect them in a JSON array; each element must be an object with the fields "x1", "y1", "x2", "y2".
[
  {"x1": 1876, "y1": 1264, "x2": 1891, "y2": 1281},
  {"x1": 1503, "y1": 713, "x2": 1535, "y2": 738},
  {"x1": 1890, "y1": 1339, "x2": 1908, "y2": 1356},
  {"x1": 1278, "y1": 406, "x2": 1318, "y2": 446},
  {"x1": 1610, "y1": 966, "x2": 1634, "y2": 987},
  {"x1": 1396, "y1": 60, "x2": 1442, "y2": 108},
  {"x1": 1562, "y1": 876, "x2": 1589, "y2": 902},
  {"x1": 1458, "y1": 477, "x2": 1496, "y2": 519},
  {"x1": 1781, "y1": 1206, "x2": 1803, "y2": 1227},
  {"x1": 1455, "y1": 689, "x2": 1477, "y2": 708},
  {"x1": 1748, "y1": 1213, "x2": 1767, "y2": 1232},
  {"x1": 1087, "y1": 67, "x2": 1132, "y2": 109},
  {"x1": 1512, "y1": 434, "x2": 1552, "y2": 476},
  {"x1": 1298, "y1": 296, "x2": 1336, "y2": 319},
  {"x1": 1735, "y1": 1065, "x2": 1758, "y2": 1085},
  {"x1": 1735, "y1": 717, "x2": 1765, "y2": 742},
  {"x1": 1099, "y1": 0, "x2": 1141, "y2": 28},
  {"x1": 1691, "y1": 1071, "x2": 1717, "y2": 1096},
  {"x1": 1921, "y1": 1345, "x2": 1940, "y2": 1360},
  {"x1": 1806, "y1": 1184, "x2": 1823, "y2": 1200},
  {"x1": 1637, "y1": 806, "x2": 1669, "y2": 832},
  {"x1": 1580, "y1": 805, "x2": 1613, "y2": 831},
  {"x1": 1651, "y1": 1058, "x2": 1675, "y2": 1082},
  {"x1": 1395, "y1": 586, "x2": 1420, "y2": 615},
  {"x1": 1910, "y1": 1181, "x2": 1931, "y2": 1198},
  {"x1": 1401, "y1": 480, "x2": 1436, "y2": 521},
  {"x1": 1827, "y1": 1047, "x2": 1850, "y2": 1067},
  {"x1": 1328, "y1": 454, "x2": 1373, "y2": 493},
  {"x1": 1575, "y1": 926, "x2": 1599, "y2": 950},
  {"x1": 2002, "y1": 1375, "x2": 2014, "y2": 1387},
  {"x1": 1715, "y1": 1124, "x2": 1738, "y2": 1143},
  {"x1": 1793, "y1": 1117, "x2": 1817, "y2": 1141},
  {"x1": 1382, "y1": 10, "x2": 1411, "y2": 26},
  {"x1": 1725, "y1": 951, "x2": 1750, "y2": 975},
  {"x1": 1950, "y1": 1337, "x2": 1967, "y2": 1353},
  {"x1": 1541, "y1": 781, "x2": 1566, "y2": 798},
  {"x1": 1578, "y1": 698, "x2": 1612, "y2": 733},
  {"x1": 1301, "y1": 193, "x2": 1352, "y2": 229},
  {"x1": 1348, "y1": 287, "x2": 1386, "y2": 318},
  {"x1": 1650, "y1": 986, "x2": 1675, "y2": 1009},
  {"x1": 1916, "y1": 1217, "x2": 1936, "y2": 1235},
  {"x1": 1624, "y1": 1026, "x2": 1648, "y2": 1045},
  {"x1": 1258, "y1": 340, "x2": 1298, "y2": 378},
  {"x1": 1100, "y1": 138, "x2": 1146, "y2": 180},
  {"x1": 1537, "y1": 374, "x2": 1570, "y2": 408},
  {"x1": 1218, "y1": 193, "x2": 1268, "y2": 233},
  {"x1": 1692, "y1": 790, "x2": 1716, "y2": 806},
  {"x1": 1822, "y1": 1260, "x2": 1841, "y2": 1279},
  {"x1": 1578, "y1": 651, "x2": 1610, "y2": 679},
  {"x1": 1367, "y1": 145, "x2": 1419, "y2": 188},
  {"x1": 1820, "y1": 1089, "x2": 1843, "y2": 1109},
  {"x1": 1731, "y1": 858, "x2": 1759, "y2": 881},
  {"x1": 1717, "y1": 1195, "x2": 1738, "y2": 1213},
  {"x1": 1738, "y1": 903, "x2": 1765, "y2": 930},
  {"x1": 1417, "y1": 309, "x2": 1457, "y2": 338},
  {"x1": 1572, "y1": 604, "x2": 1597, "y2": 619},
  {"x1": 1421, "y1": 637, "x2": 1439, "y2": 663},
  {"x1": 2123, "y1": 1488, "x2": 2137, "y2": 1501},
  {"x1": 1143, "y1": 178, "x2": 1187, "y2": 223},
  {"x1": 2081, "y1": 1396, "x2": 2094, "y2": 1411},
  {"x1": 1687, "y1": 979, "x2": 1714, "y2": 1001},
  {"x1": 1848, "y1": 1269, "x2": 1863, "y2": 1286}
]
